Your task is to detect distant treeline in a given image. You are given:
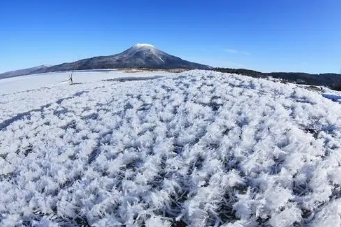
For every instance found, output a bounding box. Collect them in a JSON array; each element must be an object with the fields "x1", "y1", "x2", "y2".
[{"x1": 214, "y1": 68, "x2": 341, "y2": 91}]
